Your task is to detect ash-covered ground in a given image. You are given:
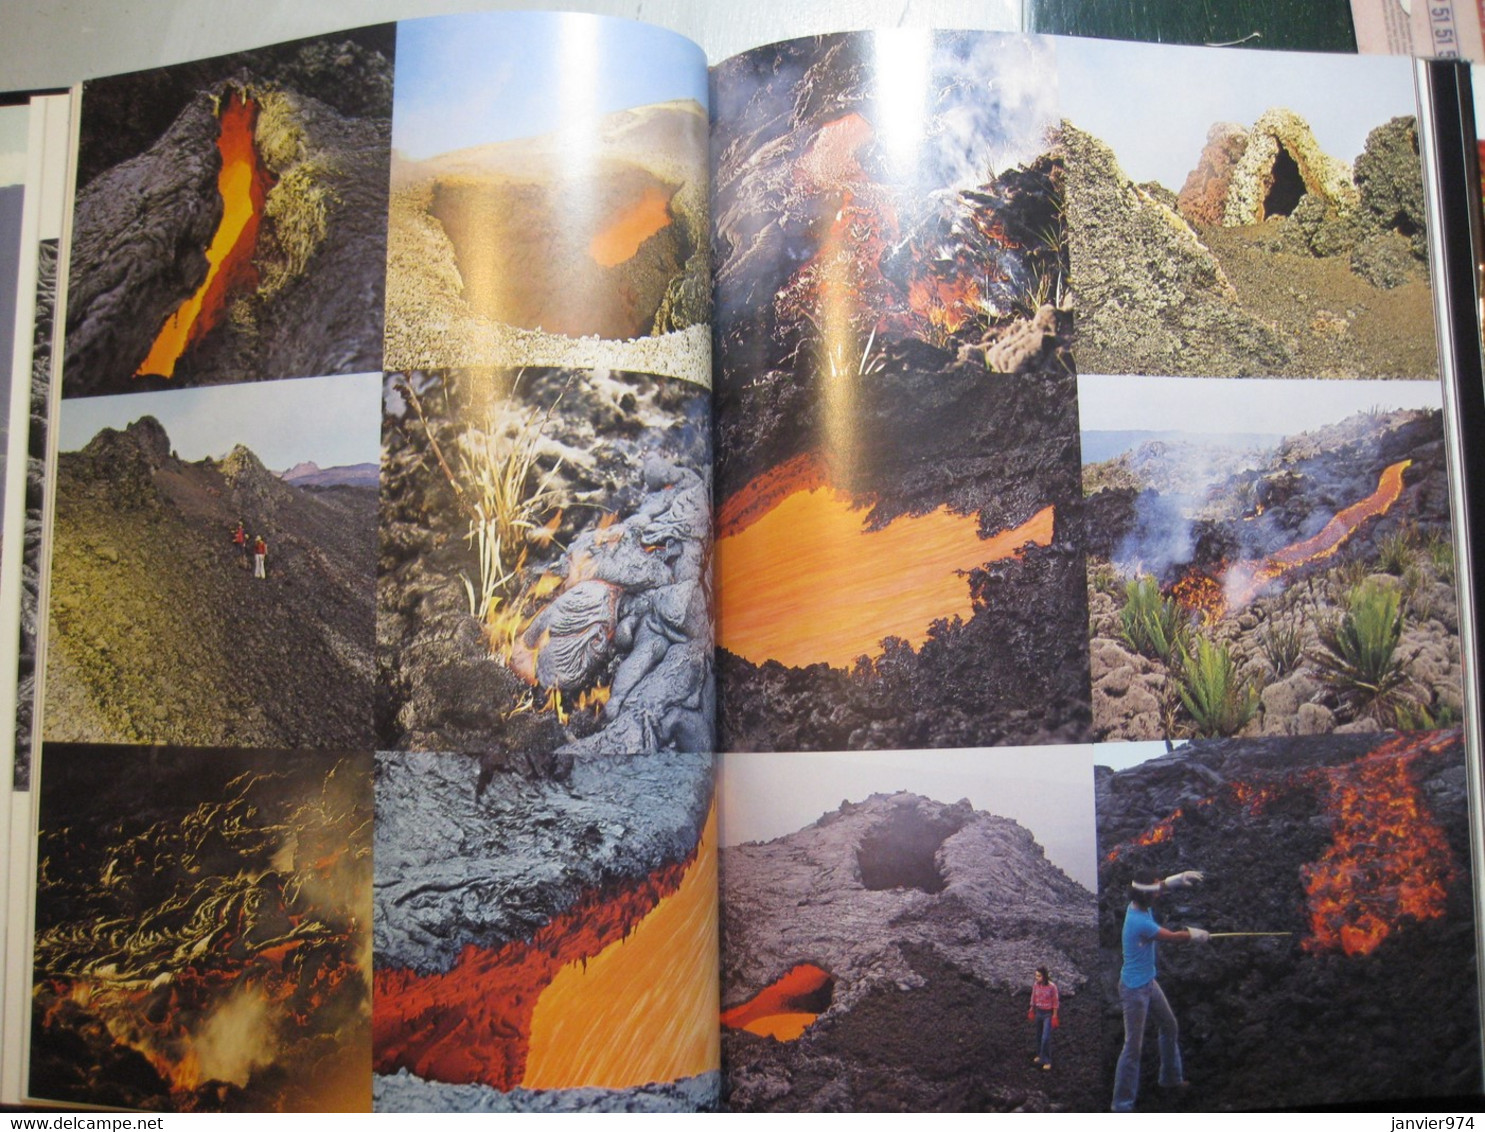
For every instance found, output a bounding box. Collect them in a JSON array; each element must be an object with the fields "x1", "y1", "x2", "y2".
[
  {"x1": 30, "y1": 744, "x2": 372, "y2": 1112},
  {"x1": 377, "y1": 366, "x2": 712, "y2": 756},
  {"x1": 1095, "y1": 730, "x2": 1477, "y2": 1110},
  {"x1": 373, "y1": 750, "x2": 716, "y2": 1110},
  {"x1": 711, "y1": 32, "x2": 1089, "y2": 751},
  {"x1": 1085, "y1": 407, "x2": 1460, "y2": 741},
  {"x1": 43, "y1": 416, "x2": 376, "y2": 749},
  {"x1": 722, "y1": 791, "x2": 1101, "y2": 1111},
  {"x1": 63, "y1": 27, "x2": 393, "y2": 395}
]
